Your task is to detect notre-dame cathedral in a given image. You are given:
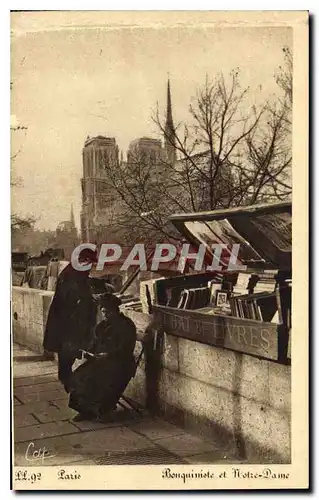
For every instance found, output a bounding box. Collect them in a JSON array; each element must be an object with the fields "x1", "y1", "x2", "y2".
[{"x1": 80, "y1": 80, "x2": 176, "y2": 244}]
